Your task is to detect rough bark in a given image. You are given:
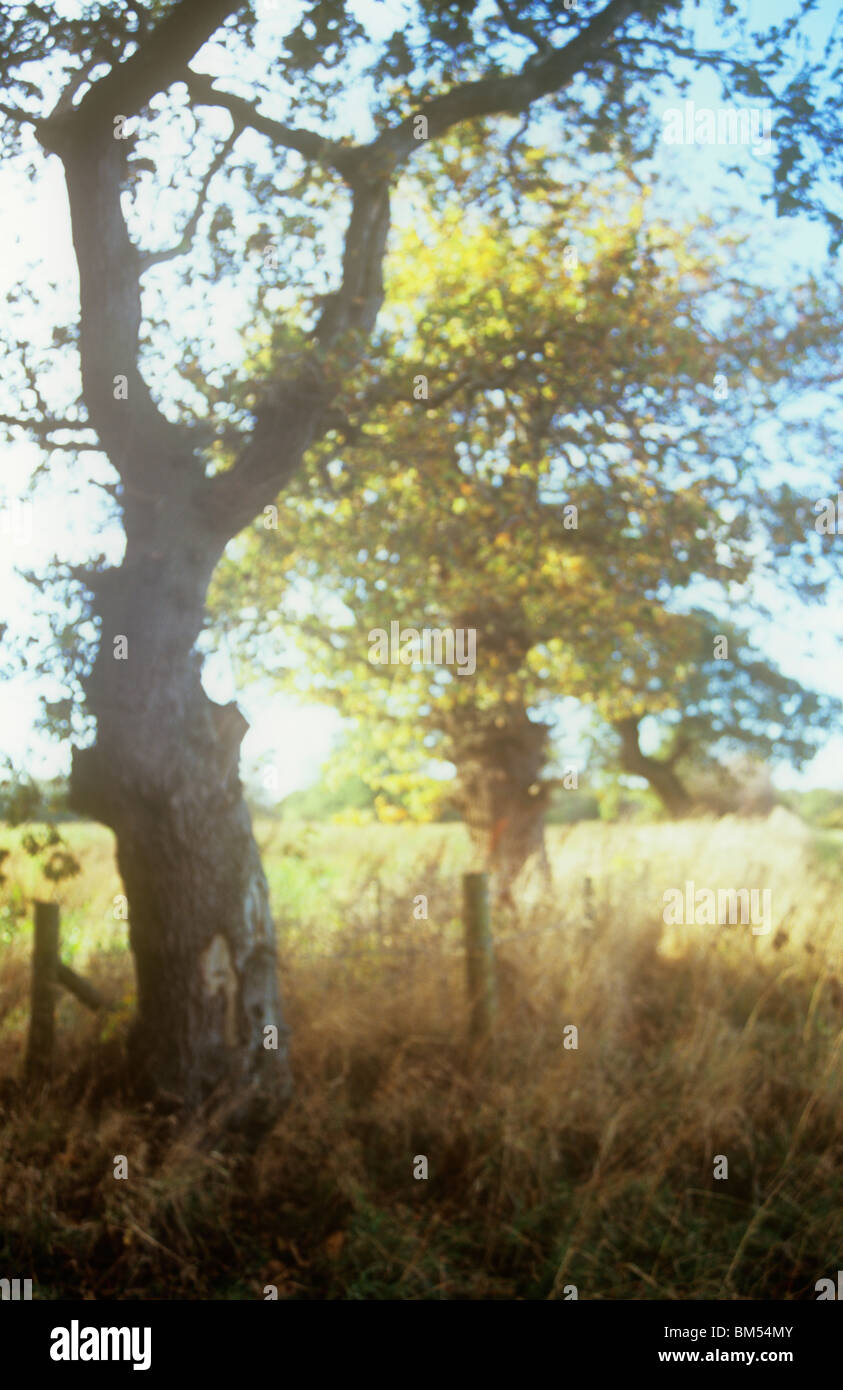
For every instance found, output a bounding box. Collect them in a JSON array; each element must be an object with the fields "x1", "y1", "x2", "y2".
[
  {"x1": 453, "y1": 715, "x2": 552, "y2": 903},
  {"x1": 613, "y1": 716, "x2": 693, "y2": 818},
  {"x1": 36, "y1": 63, "x2": 308, "y2": 1123},
  {"x1": 68, "y1": 523, "x2": 292, "y2": 1122}
]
